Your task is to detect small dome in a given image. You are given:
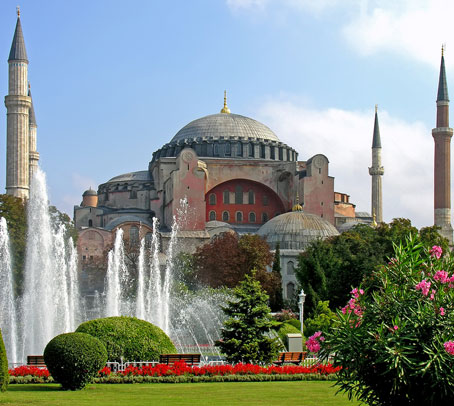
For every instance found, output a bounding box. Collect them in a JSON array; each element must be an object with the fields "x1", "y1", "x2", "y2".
[
  {"x1": 83, "y1": 188, "x2": 97, "y2": 197},
  {"x1": 171, "y1": 113, "x2": 280, "y2": 143},
  {"x1": 258, "y1": 211, "x2": 339, "y2": 250}
]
